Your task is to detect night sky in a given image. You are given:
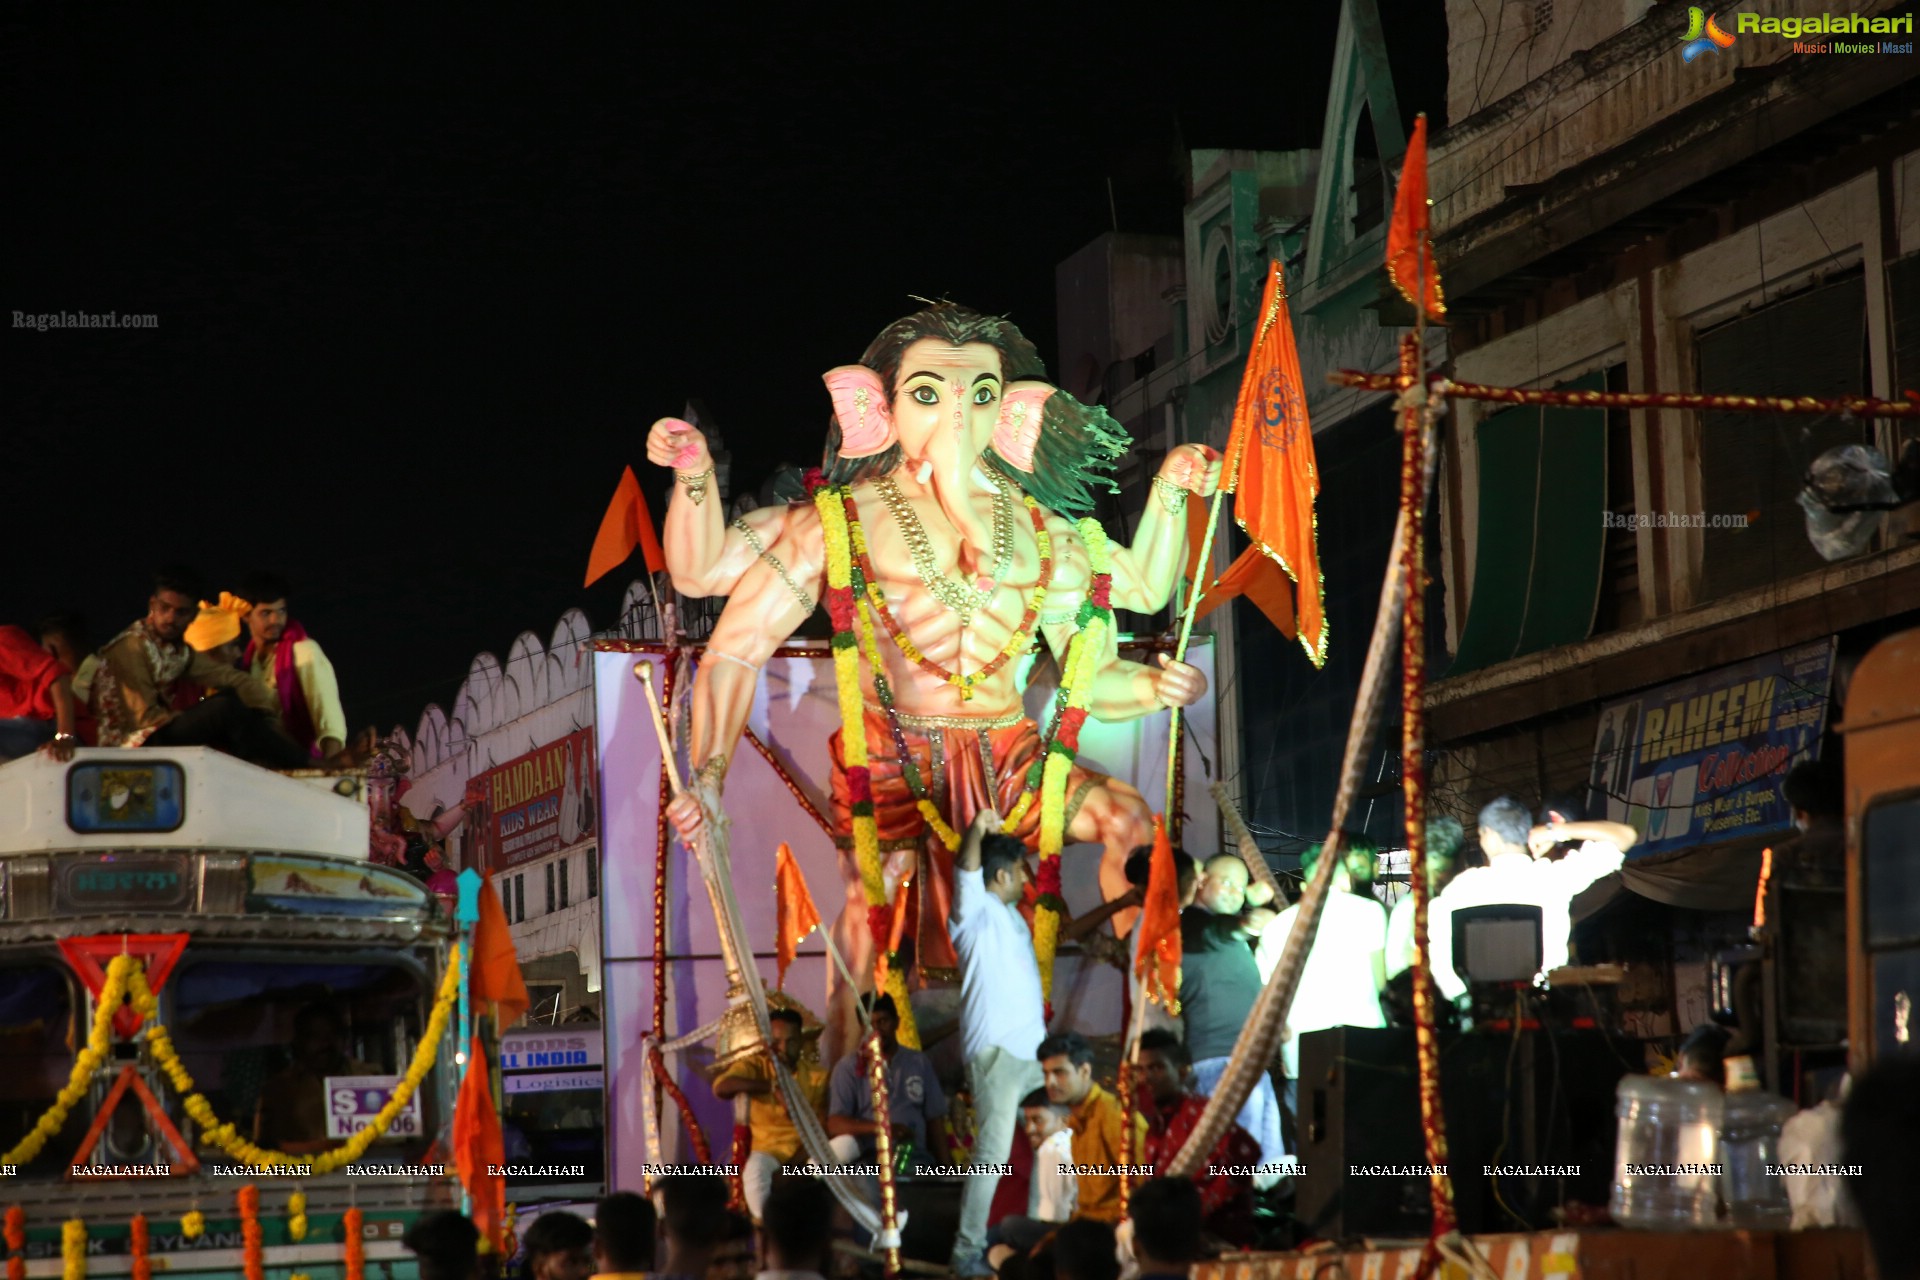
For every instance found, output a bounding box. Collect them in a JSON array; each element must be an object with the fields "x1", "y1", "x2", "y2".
[{"x1": 9, "y1": 8, "x2": 1343, "y2": 737}]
